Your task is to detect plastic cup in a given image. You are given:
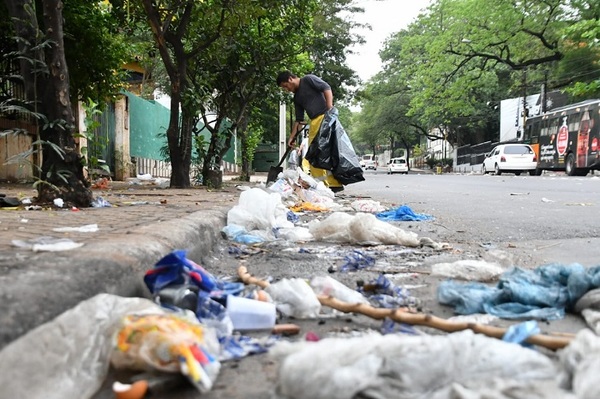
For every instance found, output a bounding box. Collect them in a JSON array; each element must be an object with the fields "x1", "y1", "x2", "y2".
[{"x1": 227, "y1": 295, "x2": 276, "y2": 331}]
